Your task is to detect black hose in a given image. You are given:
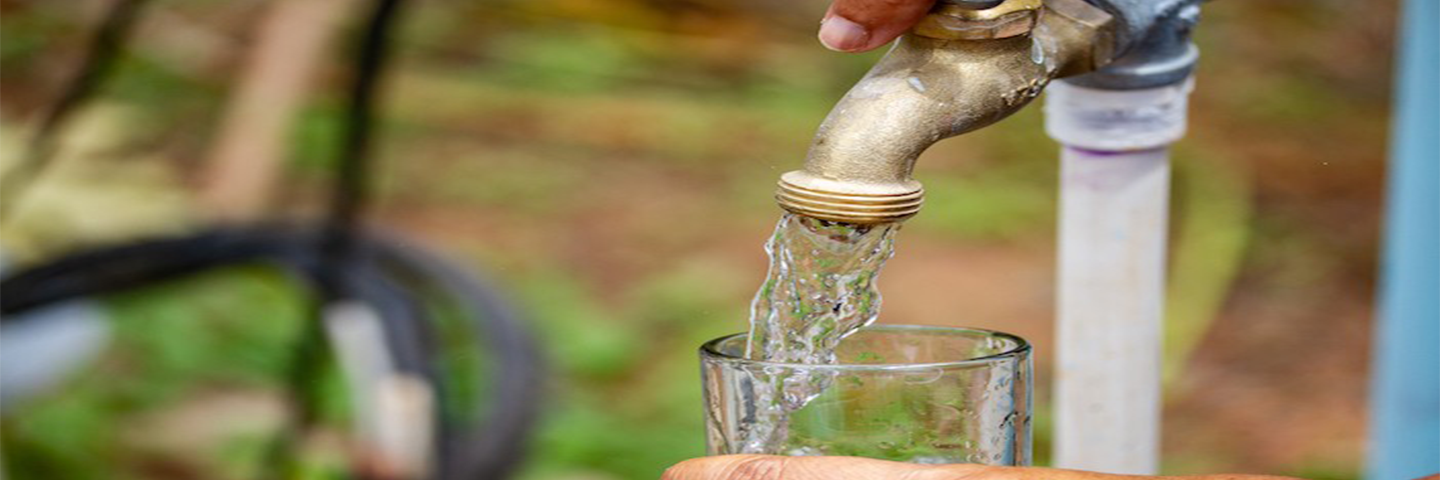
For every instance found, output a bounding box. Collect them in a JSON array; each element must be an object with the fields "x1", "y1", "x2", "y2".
[
  {"x1": 320, "y1": 0, "x2": 406, "y2": 295},
  {"x1": 271, "y1": 1, "x2": 414, "y2": 473},
  {"x1": 0, "y1": 227, "x2": 434, "y2": 380},
  {"x1": 0, "y1": 228, "x2": 309, "y2": 314},
  {"x1": 0, "y1": 227, "x2": 544, "y2": 479},
  {"x1": 0, "y1": 0, "x2": 545, "y2": 476},
  {"x1": 369, "y1": 232, "x2": 544, "y2": 480}
]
